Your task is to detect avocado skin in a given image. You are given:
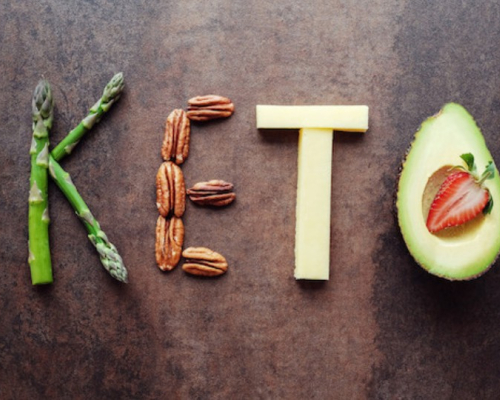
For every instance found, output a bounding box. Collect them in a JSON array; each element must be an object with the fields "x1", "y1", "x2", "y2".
[{"x1": 396, "y1": 103, "x2": 500, "y2": 280}]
